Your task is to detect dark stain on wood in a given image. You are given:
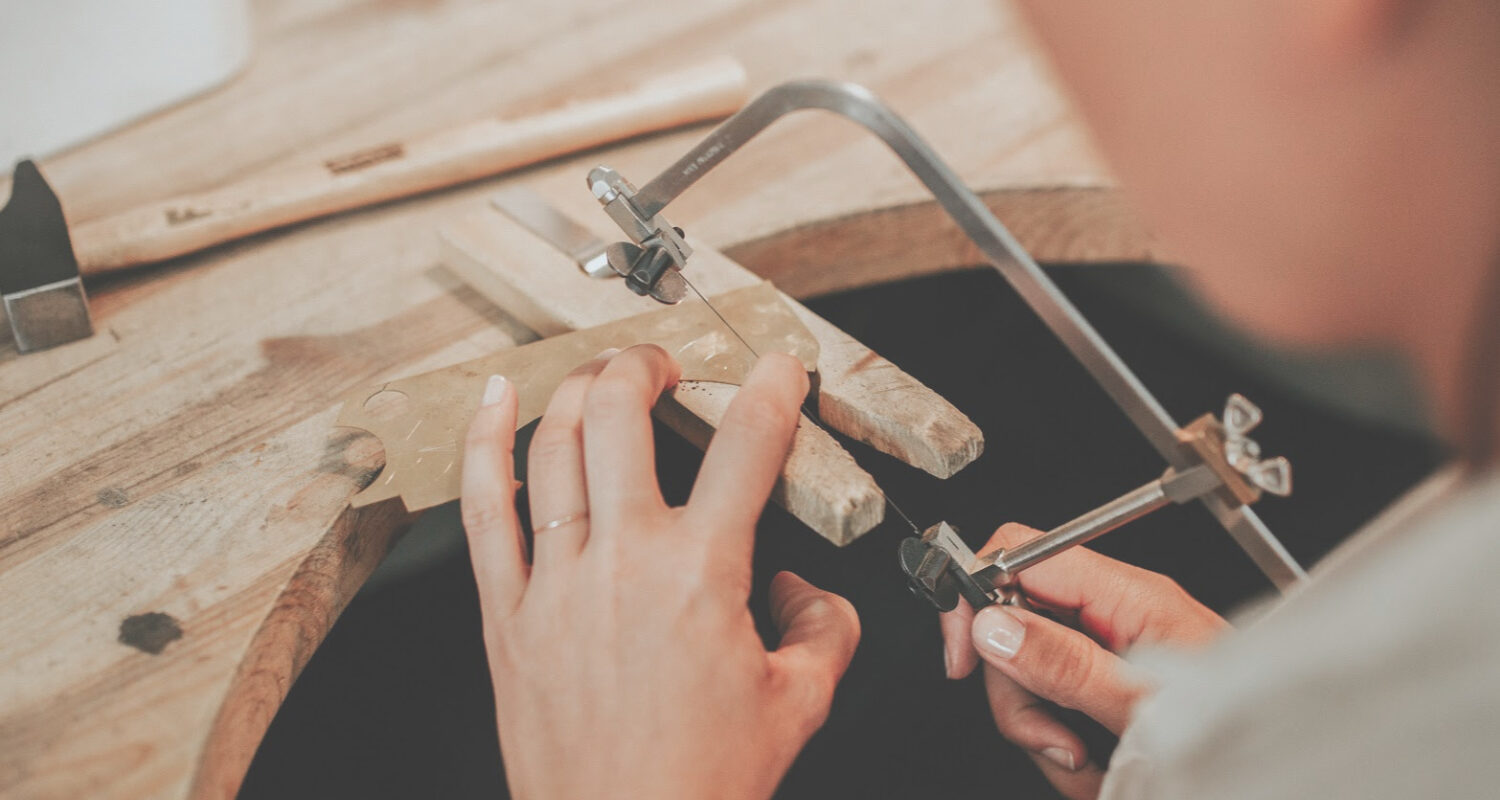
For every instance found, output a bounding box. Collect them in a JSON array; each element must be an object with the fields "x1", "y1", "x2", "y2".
[
  {"x1": 165, "y1": 207, "x2": 213, "y2": 226},
  {"x1": 324, "y1": 143, "x2": 404, "y2": 175},
  {"x1": 96, "y1": 487, "x2": 130, "y2": 508},
  {"x1": 119, "y1": 612, "x2": 183, "y2": 654},
  {"x1": 318, "y1": 430, "x2": 383, "y2": 489}
]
